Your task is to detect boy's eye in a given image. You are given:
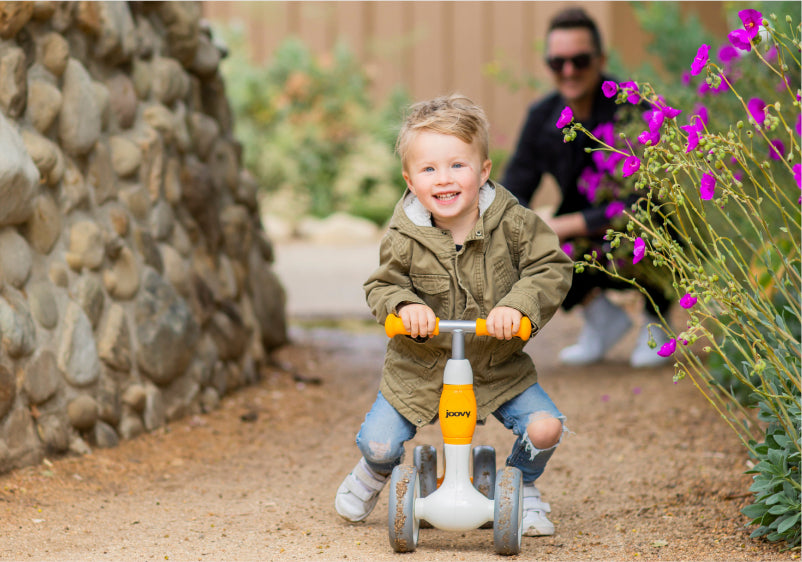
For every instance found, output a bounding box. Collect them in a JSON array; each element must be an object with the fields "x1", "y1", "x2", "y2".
[
  {"x1": 452, "y1": 163, "x2": 464, "y2": 169},
  {"x1": 423, "y1": 166, "x2": 434, "y2": 173}
]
